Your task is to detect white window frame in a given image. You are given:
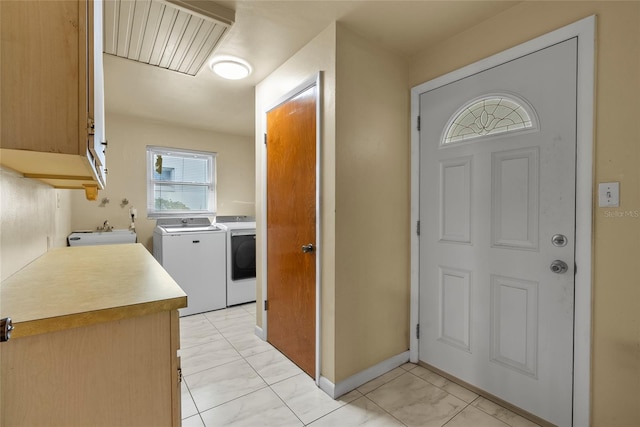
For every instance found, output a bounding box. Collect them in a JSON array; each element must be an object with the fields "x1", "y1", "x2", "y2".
[
  {"x1": 146, "y1": 145, "x2": 217, "y2": 218},
  {"x1": 441, "y1": 92, "x2": 539, "y2": 146}
]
